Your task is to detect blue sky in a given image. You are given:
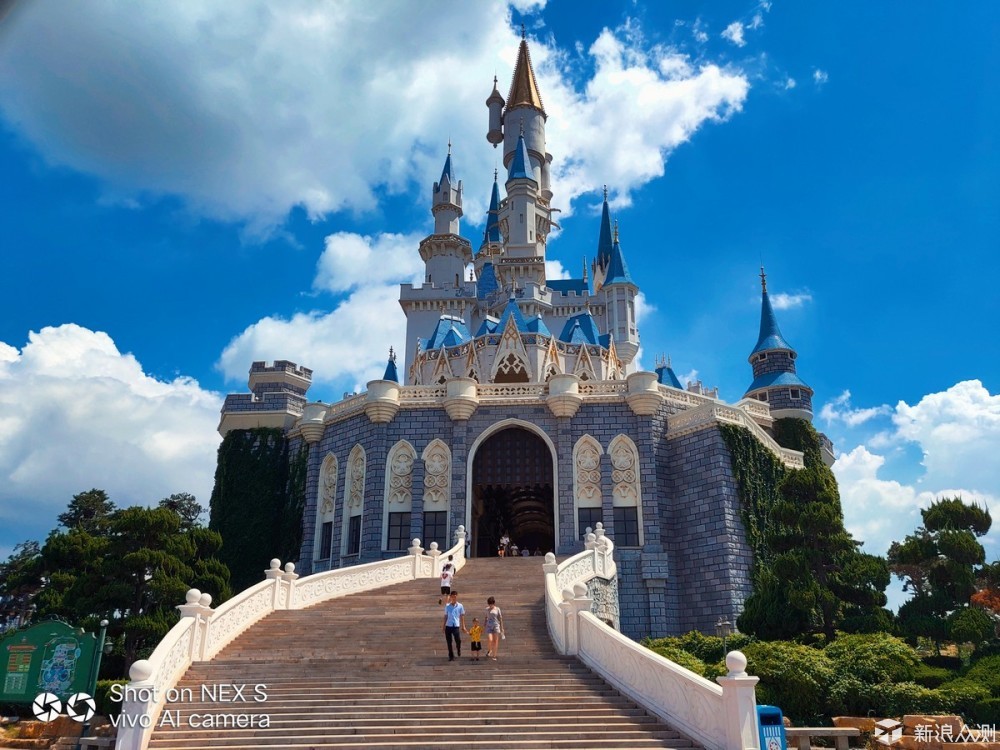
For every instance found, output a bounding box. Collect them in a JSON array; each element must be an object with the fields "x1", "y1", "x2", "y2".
[{"x1": 1, "y1": 1, "x2": 998, "y2": 607}]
